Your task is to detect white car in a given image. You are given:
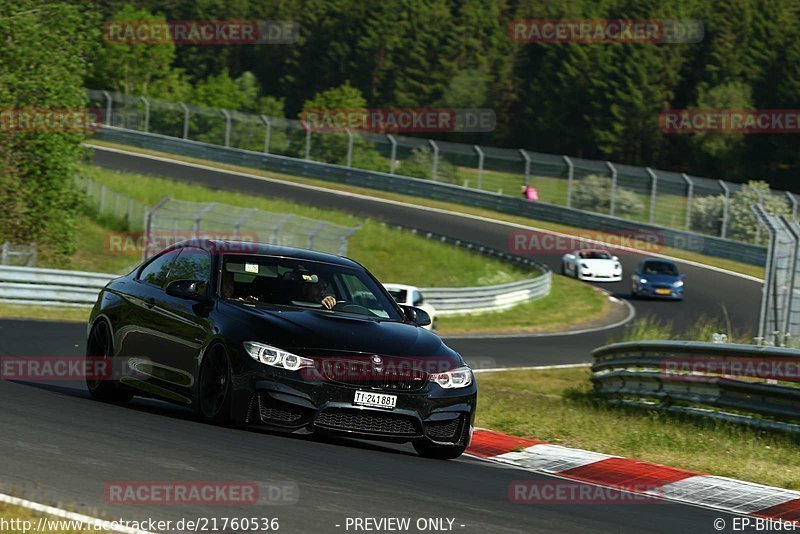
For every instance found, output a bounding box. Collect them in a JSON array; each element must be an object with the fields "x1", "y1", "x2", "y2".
[
  {"x1": 561, "y1": 249, "x2": 622, "y2": 282},
  {"x1": 382, "y1": 283, "x2": 437, "y2": 330}
]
